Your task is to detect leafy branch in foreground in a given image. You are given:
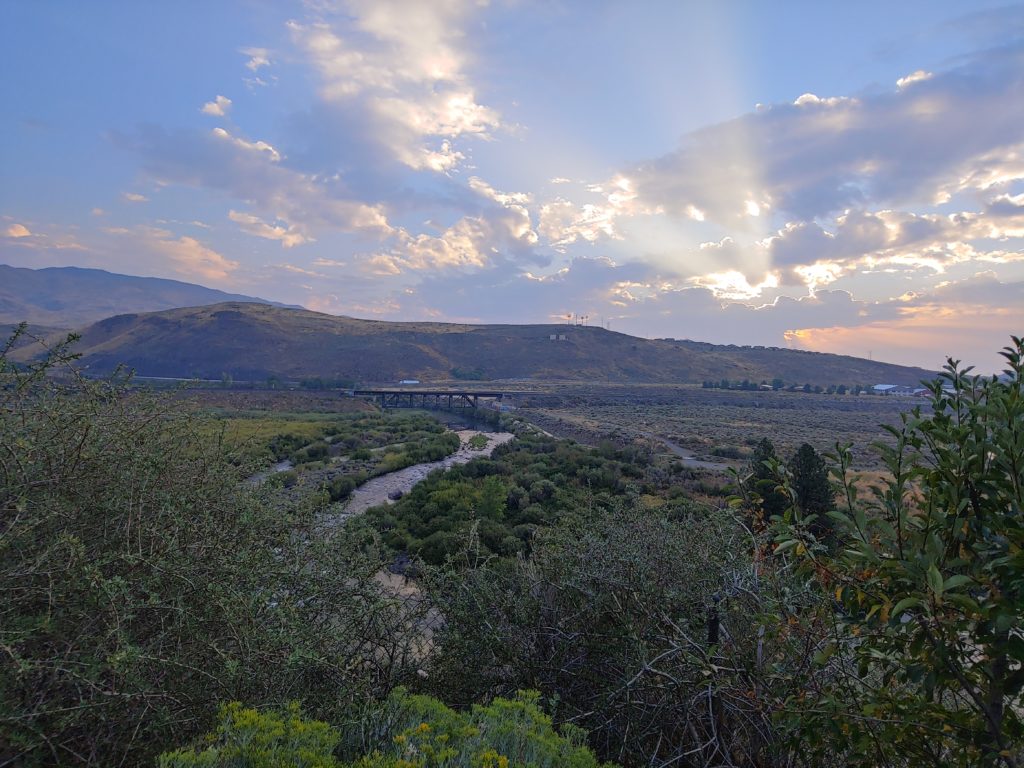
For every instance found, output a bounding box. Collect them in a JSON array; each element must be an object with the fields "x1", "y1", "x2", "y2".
[{"x1": 775, "y1": 336, "x2": 1024, "y2": 767}]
